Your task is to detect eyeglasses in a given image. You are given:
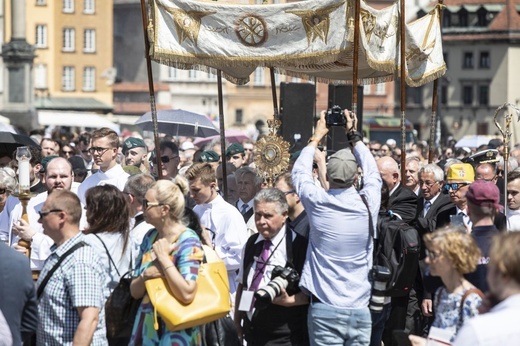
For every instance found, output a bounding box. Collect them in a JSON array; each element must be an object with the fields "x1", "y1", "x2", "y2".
[
  {"x1": 88, "y1": 147, "x2": 111, "y2": 155},
  {"x1": 443, "y1": 183, "x2": 469, "y2": 193},
  {"x1": 150, "y1": 155, "x2": 179, "y2": 164},
  {"x1": 142, "y1": 199, "x2": 164, "y2": 210},
  {"x1": 425, "y1": 249, "x2": 442, "y2": 260},
  {"x1": 282, "y1": 190, "x2": 296, "y2": 195},
  {"x1": 419, "y1": 180, "x2": 438, "y2": 188},
  {"x1": 38, "y1": 209, "x2": 63, "y2": 219}
]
